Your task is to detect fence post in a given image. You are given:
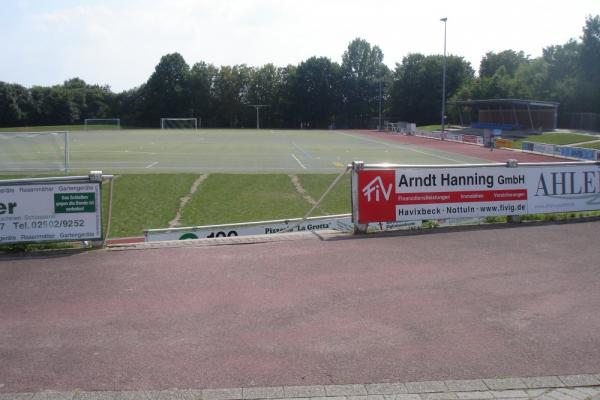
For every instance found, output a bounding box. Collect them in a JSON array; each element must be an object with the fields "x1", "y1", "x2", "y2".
[
  {"x1": 505, "y1": 159, "x2": 522, "y2": 224},
  {"x1": 351, "y1": 161, "x2": 368, "y2": 234}
]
